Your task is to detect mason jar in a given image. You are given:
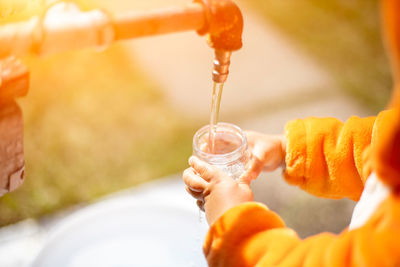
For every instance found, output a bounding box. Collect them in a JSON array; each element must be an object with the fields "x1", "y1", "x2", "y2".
[{"x1": 192, "y1": 123, "x2": 250, "y2": 180}]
